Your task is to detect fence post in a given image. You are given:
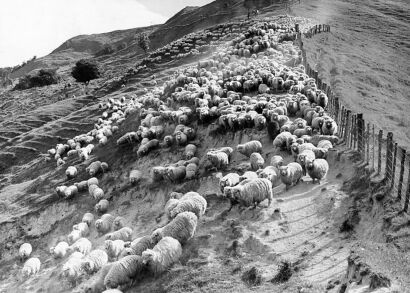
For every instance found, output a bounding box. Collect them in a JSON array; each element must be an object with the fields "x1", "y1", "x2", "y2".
[
  {"x1": 314, "y1": 70, "x2": 319, "y2": 83},
  {"x1": 318, "y1": 78, "x2": 322, "y2": 90},
  {"x1": 377, "y1": 130, "x2": 383, "y2": 175},
  {"x1": 397, "y1": 148, "x2": 406, "y2": 201},
  {"x1": 391, "y1": 142, "x2": 398, "y2": 189},
  {"x1": 351, "y1": 114, "x2": 357, "y2": 149},
  {"x1": 366, "y1": 122, "x2": 370, "y2": 165},
  {"x1": 357, "y1": 114, "x2": 364, "y2": 156},
  {"x1": 344, "y1": 110, "x2": 351, "y2": 144},
  {"x1": 372, "y1": 125, "x2": 375, "y2": 171},
  {"x1": 403, "y1": 158, "x2": 410, "y2": 213},
  {"x1": 385, "y1": 132, "x2": 393, "y2": 184},
  {"x1": 339, "y1": 106, "x2": 345, "y2": 139}
]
